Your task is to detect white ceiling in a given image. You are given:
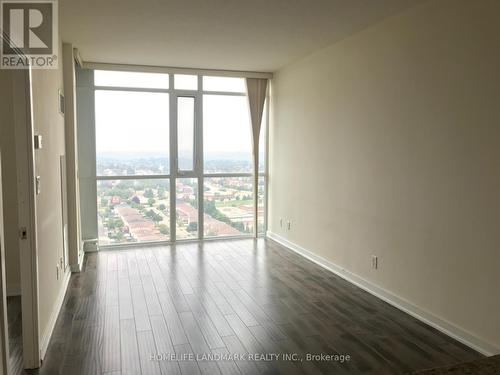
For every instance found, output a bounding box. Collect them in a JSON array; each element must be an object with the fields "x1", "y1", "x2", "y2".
[{"x1": 60, "y1": 0, "x2": 420, "y2": 73}]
